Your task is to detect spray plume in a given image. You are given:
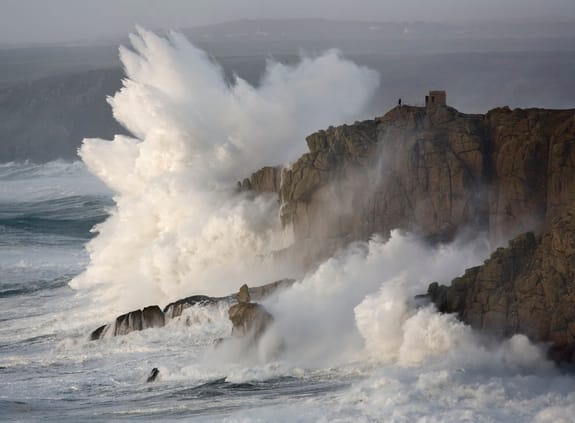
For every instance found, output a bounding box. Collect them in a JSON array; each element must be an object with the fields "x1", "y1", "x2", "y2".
[{"x1": 70, "y1": 28, "x2": 379, "y2": 314}]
